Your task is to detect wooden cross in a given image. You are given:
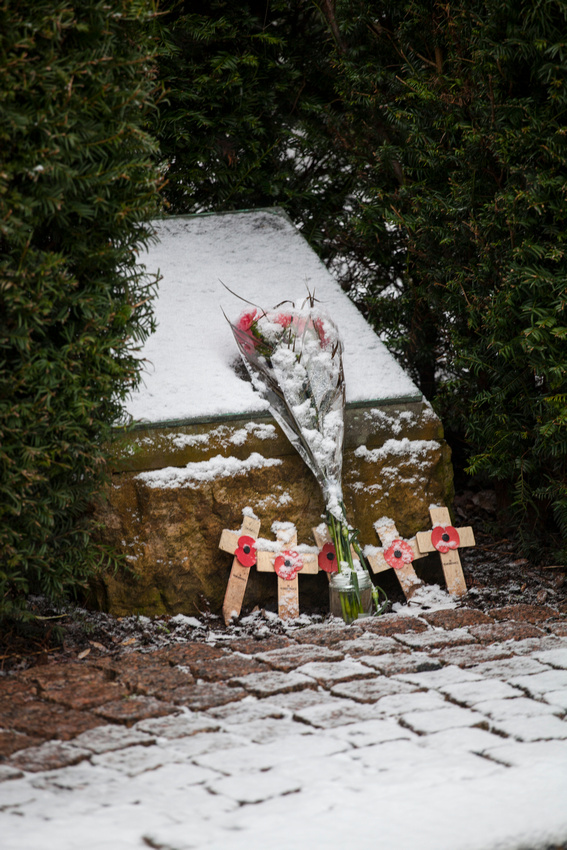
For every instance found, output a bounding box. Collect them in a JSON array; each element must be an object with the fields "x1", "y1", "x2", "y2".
[
  {"x1": 365, "y1": 517, "x2": 425, "y2": 600},
  {"x1": 415, "y1": 506, "x2": 474, "y2": 596},
  {"x1": 256, "y1": 523, "x2": 318, "y2": 619},
  {"x1": 219, "y1": 513, "x2": 261, "y2": 626}
]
